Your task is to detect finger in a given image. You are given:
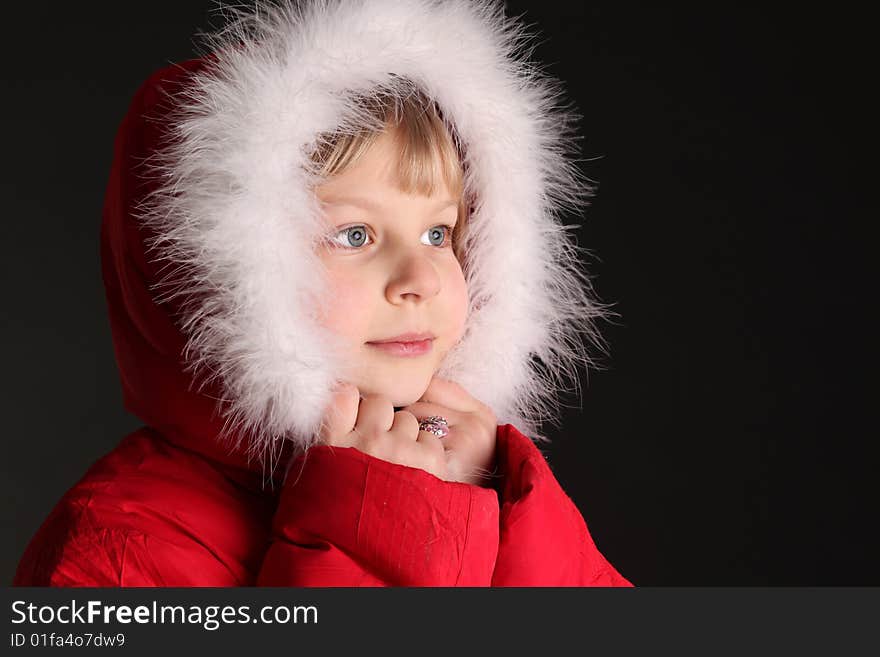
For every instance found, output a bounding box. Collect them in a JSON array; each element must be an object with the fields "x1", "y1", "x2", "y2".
[
  {"x1": 399, "y1": 401, "x2": 461, "y2": 426},
  {"x1": 319, "y1": 382, "x2": 360, "y2": 446},
  {"x1": 417, "y1": 376, "x2": 485, "y2": 413},
  {"x1": 415, "y1": 430, "x2": 447, "y2": 477},
  {"x1": 416, "y1": 429, "x2": 446, "y2": 452},
  {"x1": 390, "y1": 410, "x2": 421, "y2": 441},
  {"x1": 355, "y1": 393, "x2": 396, "y2": 434}
]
